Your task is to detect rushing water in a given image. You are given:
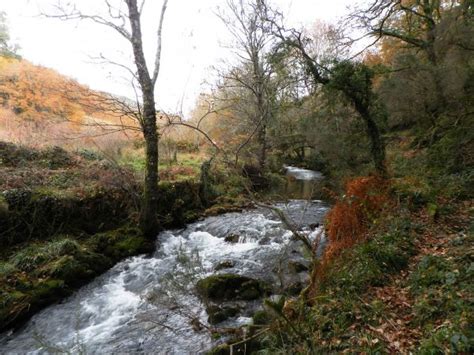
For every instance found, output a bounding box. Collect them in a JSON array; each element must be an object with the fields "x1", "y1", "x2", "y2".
[{"x1": 0, "y1": 167, "x2": 328, "y2": 354}]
